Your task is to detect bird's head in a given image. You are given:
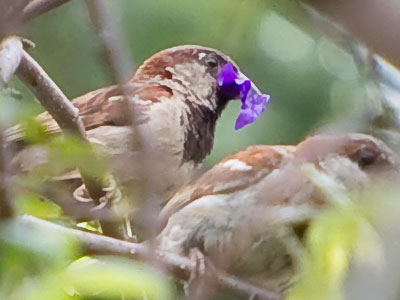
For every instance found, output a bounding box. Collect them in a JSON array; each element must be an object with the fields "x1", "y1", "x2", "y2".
[
  {"x1": 133, "y1": 45, "x2": 249, "y2": 112},
  {"x1": 295, "y1": 133, "x2": 399, "y2": 191}
]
